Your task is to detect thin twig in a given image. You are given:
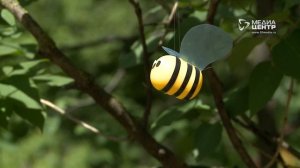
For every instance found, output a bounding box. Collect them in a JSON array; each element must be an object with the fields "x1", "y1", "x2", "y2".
[
  {"x1": 264, "y1": 78, "x2": 294, "y2": 168},
  {"x1": 128, "y1": 0, "x2": 153, "y2": 128},
  {"x1": 205, "y1": 0, "x2": 257, "y2": 167},
  {"x1": 40, "y1": 98, "x2": 126, "y2": 142},
  {"x1": 166, "y1": 1, "x2": 178, "y2": 25},
  {"x1": 158, "y1": 1, "x2": 178, "y2": 46}
]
